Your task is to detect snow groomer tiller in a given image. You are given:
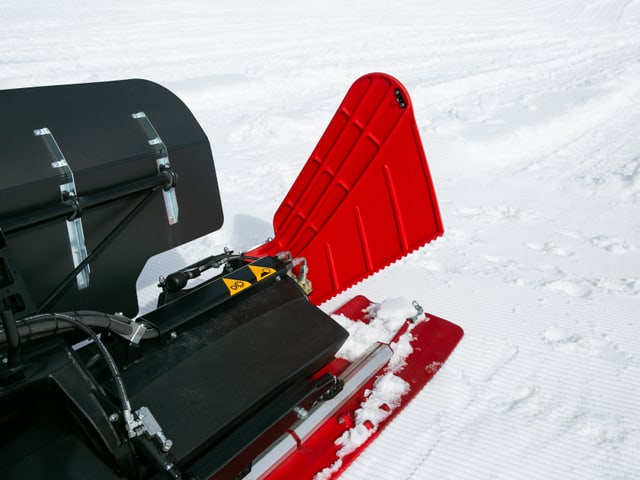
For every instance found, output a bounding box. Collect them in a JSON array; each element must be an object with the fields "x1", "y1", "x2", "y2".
[{"x1": 0, "y1": 73, "x2": 462, "y2": 480}]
